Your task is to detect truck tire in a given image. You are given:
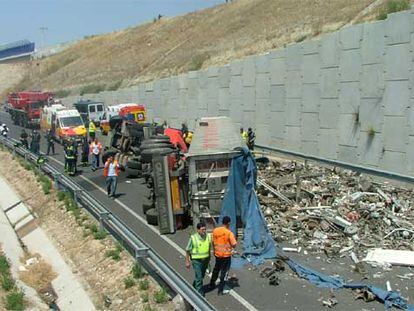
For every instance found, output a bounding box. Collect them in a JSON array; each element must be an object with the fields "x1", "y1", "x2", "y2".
[
  {"x1": 146, "y1": 208, "x2": 158, "y2": 226},
  {"x1": 126, "y1": 166, "x2": 140, "y2": 178},
  {"x1": 140, "y1": 142, "x2": 173, "y2": 151},
  {"x1": 126, "y1": 159, "x2": 142, "y2": 170},
  {"x1": 102, "y1": 150, "x2": 117, "y2": 163},
  {"x1": 141, "y1": 147, "x2": 174, "y2": 163},
  {"x1": 142, "y1": 203, "x2": 155, "y2": 214}
]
